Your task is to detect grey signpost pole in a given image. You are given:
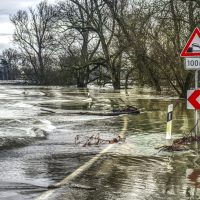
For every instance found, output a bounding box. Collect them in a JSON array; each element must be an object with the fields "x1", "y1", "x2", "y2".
[
  {"x1": 181, "y1": 28, "x2": 200, "y2": 138},
  {"x1": 195, "y1": 70, "x2": 198, "y2": 137},
  {"x1": 185, "y1": 60, "x2": 200, "y2": 137}
]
